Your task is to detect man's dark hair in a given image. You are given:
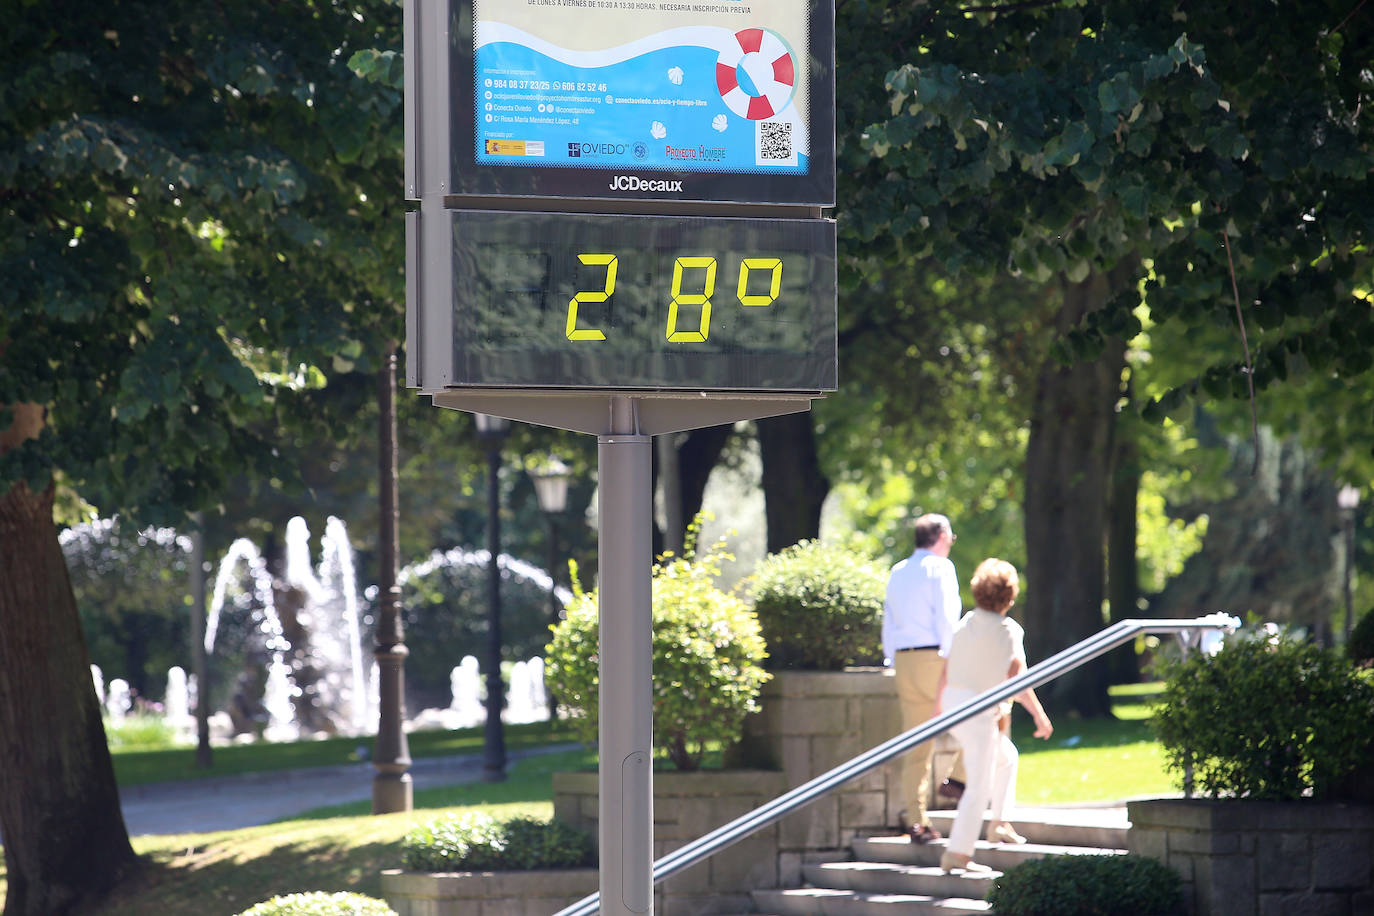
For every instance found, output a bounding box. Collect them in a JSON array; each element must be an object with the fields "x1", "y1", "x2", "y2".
[{"x1": 913, "y1": 513, "x2": 951, "y2": 549}]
